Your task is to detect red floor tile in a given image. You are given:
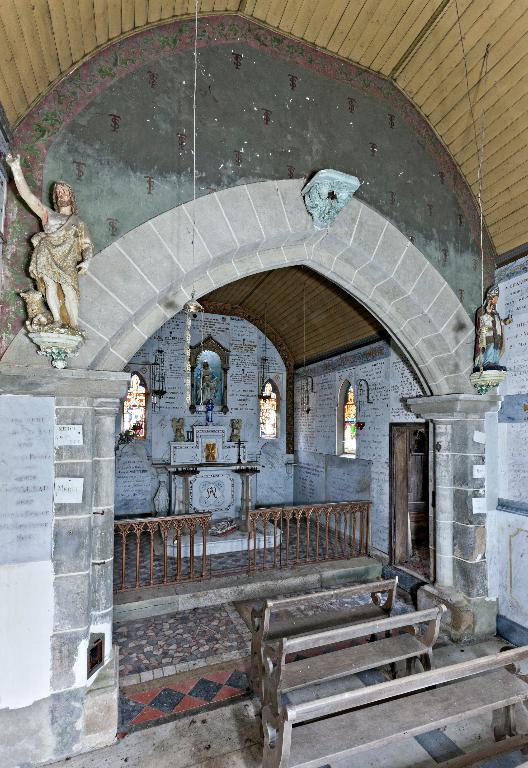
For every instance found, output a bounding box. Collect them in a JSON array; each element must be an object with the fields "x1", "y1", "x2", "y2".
[
  {"x1": 131, "y1": 706, "x2": 167, "y2": 725},
  {"x1": 127, "y1": 689, "x2": 159, "y2": 705},
  {"x1": 172, "y1": 694, "x2": 208, "y2": 713},
  {"x1": 213, "y1": 685, "x2": 245, "y2": 703},
  {"x1": 167, "y1": 677, "x2": 198, "y2": 695}
]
